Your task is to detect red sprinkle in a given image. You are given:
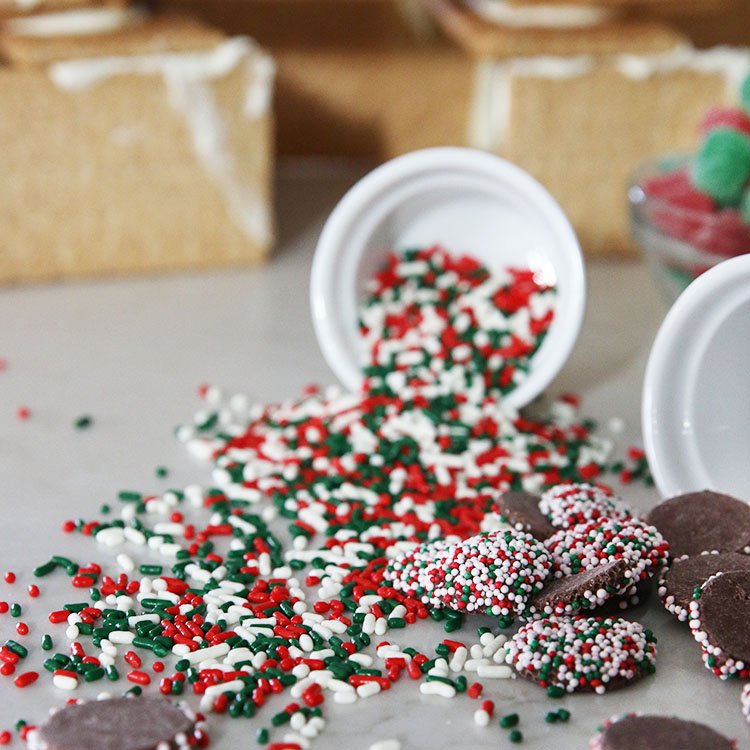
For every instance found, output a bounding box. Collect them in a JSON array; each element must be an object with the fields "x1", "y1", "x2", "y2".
[
  {"x1": 127, "y1": 670, "x2": 150, "y2": 686},
  {"x1": 27, "y1": 585, "x2": 39, "y2": 598},
  {"x1": 13, "y1": 671, "x2": 38, "y2": 688},
  {"x1": 15, "y1": 622, "x2": 28, "y2": 636},
  {"x1": 48, "y1": 610, "x2": 69, "y2": 624},
  {"x1": 124, "y1": 651, "x2": 141, "y2": 669},
  {"x1": 71, "y1": 575, "x2": 95, "y2": 588},
  {"x1": 0, "y1": 730, "x2": 10, "y2": 745},
  {"x1": 467, "y1": 682, "x2": 483, "y2": 699},
  {"x1": 16, "y1": 407, "x2": 30, "y2": 421},
  {"x1": 0, "y1": 603, "x2": 7, "y2": 614},
  {"x1": 4, "y1": 573, "x2": 15, "y2": 584}
]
